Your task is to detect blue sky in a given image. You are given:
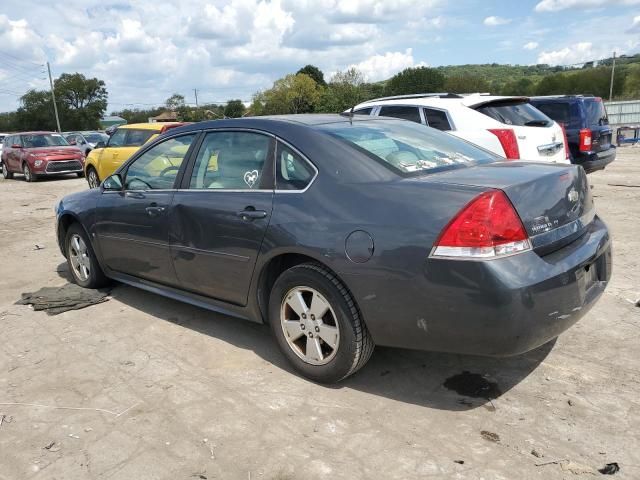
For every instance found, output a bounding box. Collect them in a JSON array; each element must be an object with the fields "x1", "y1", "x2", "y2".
[{"x1": 0, "y1": 0, "x2": 638, "y2": 112}]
